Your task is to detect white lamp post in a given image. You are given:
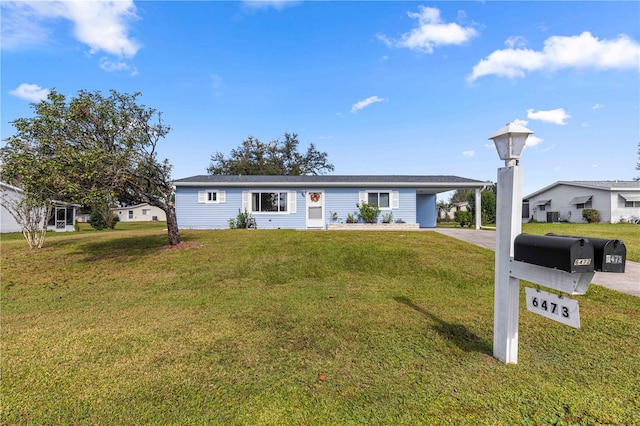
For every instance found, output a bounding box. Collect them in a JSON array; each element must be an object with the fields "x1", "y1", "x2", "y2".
[{"x1": 490, "y1": 123, "x2": 533, "y2": 364}]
